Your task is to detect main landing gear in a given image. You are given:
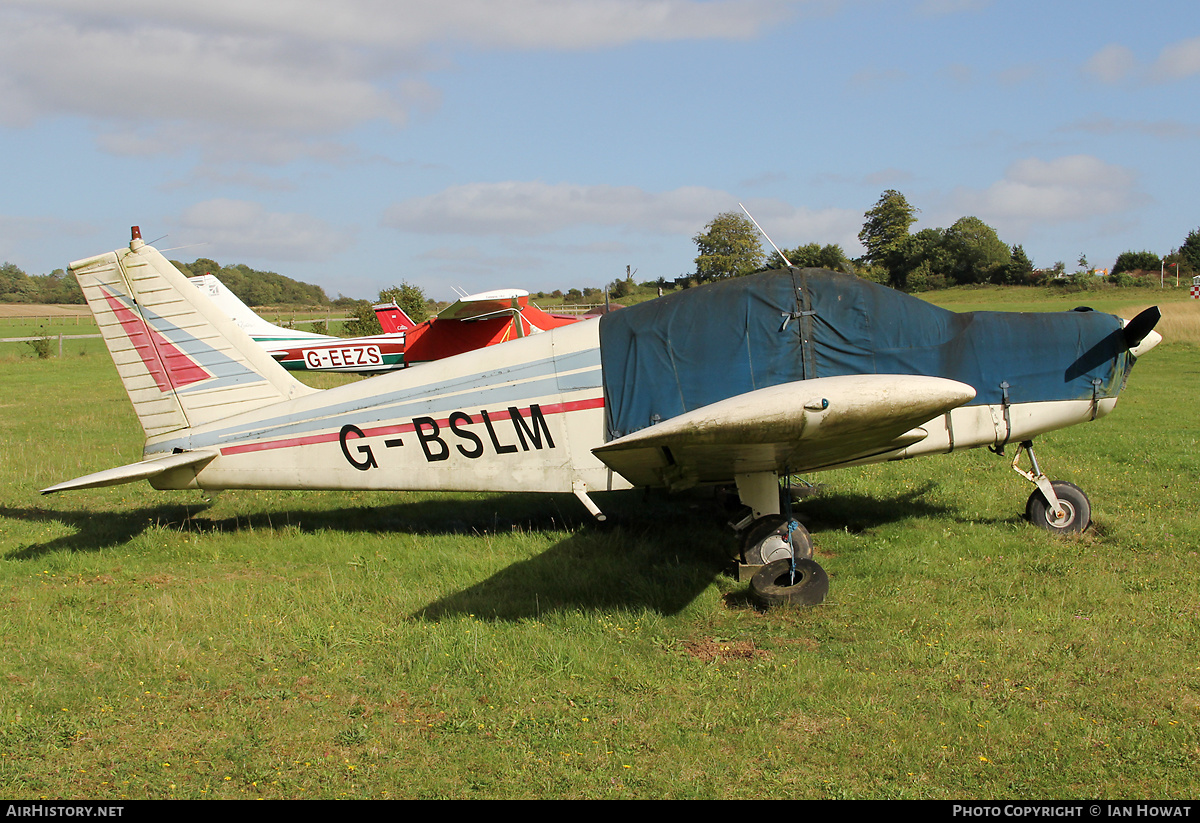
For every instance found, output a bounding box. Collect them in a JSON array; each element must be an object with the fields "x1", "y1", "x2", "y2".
[
  {"x1": 733, "y1": 472, "x2": 829, "y2": 608},
  {"x1": 741, "y1": 516, "x2": 828, "y2": 609},
  {"x1": 731, "y1": 440, "x2": 1090, "y2": 608},
  {"x1": 1008, "y1": 440, "x2": 1092, "y2": 535}
]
